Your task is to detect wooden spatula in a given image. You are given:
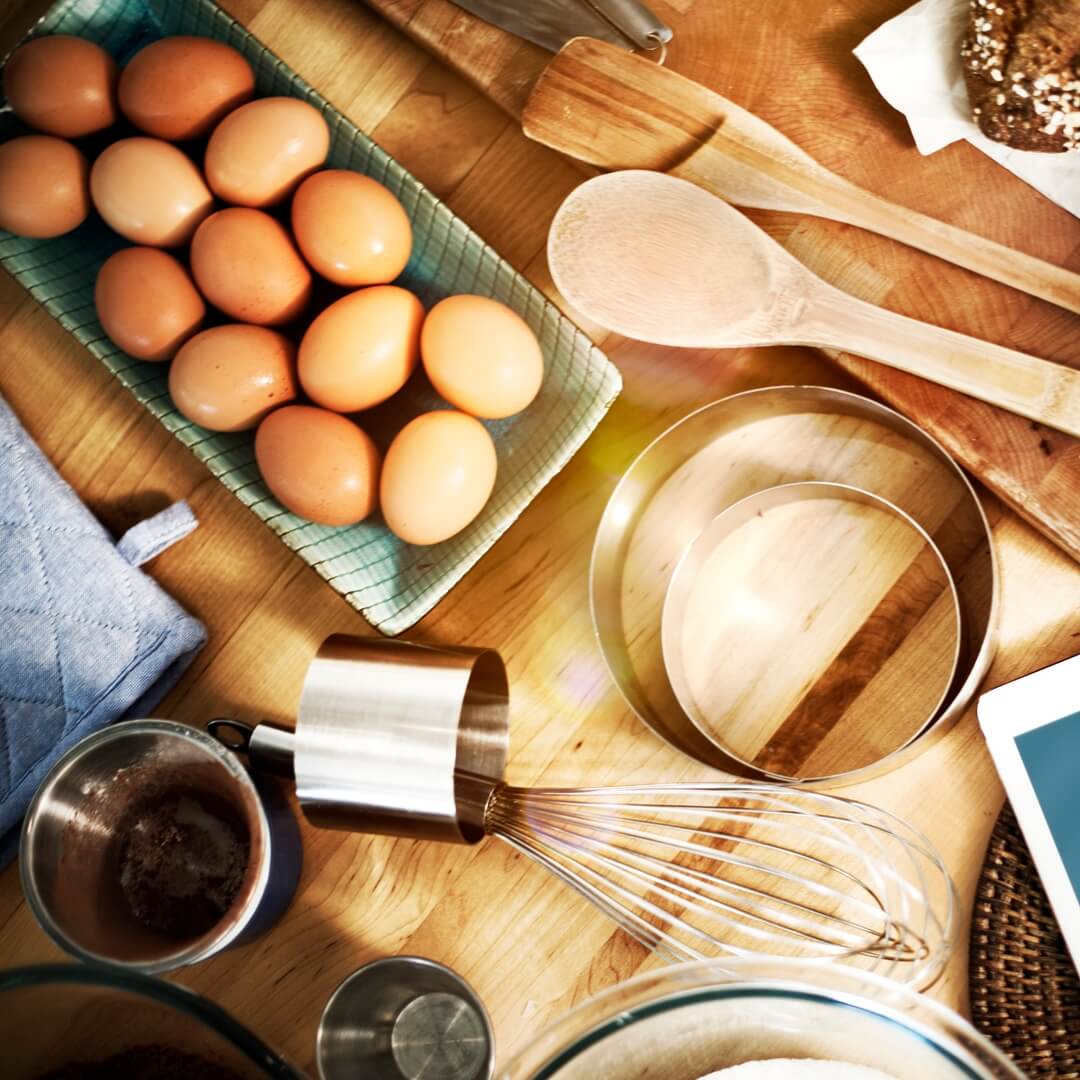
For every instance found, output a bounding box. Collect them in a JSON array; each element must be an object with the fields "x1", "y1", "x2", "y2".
[{"x1": 523, "y1": 37, "x2": 1080, "y2": 316}]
